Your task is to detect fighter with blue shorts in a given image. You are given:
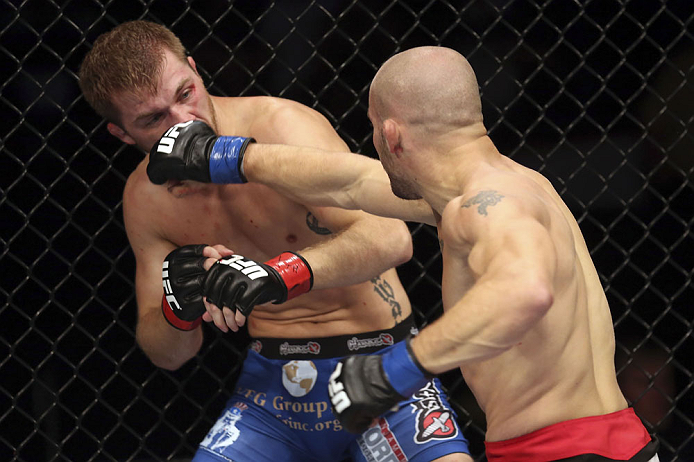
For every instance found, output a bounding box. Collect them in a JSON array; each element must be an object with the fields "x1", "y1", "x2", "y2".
[{"x1": 193, "y1": 316, "x2": 470, "y2": 462}]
